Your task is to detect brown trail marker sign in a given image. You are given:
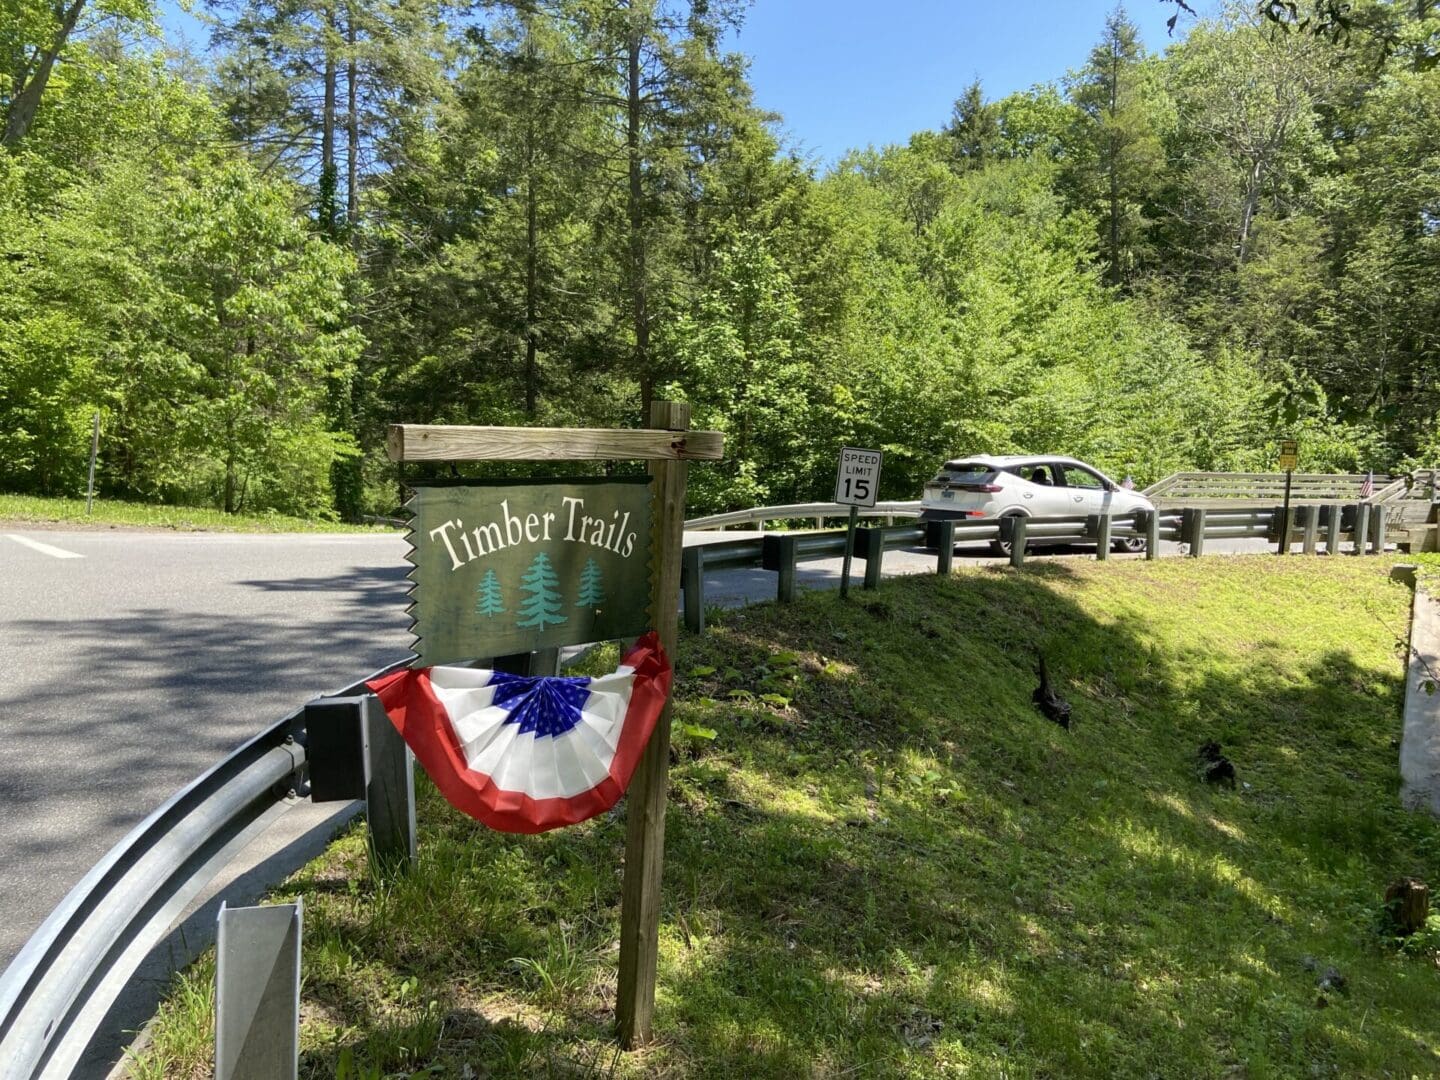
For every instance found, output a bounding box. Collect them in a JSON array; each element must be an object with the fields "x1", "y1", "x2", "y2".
[{"x1": 386, "y1": 406, "x2": 723, "y2": 1049}]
